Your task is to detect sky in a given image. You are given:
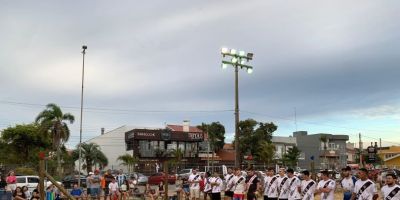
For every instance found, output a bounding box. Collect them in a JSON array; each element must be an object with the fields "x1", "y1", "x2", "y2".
[{"x1": 1, "y1": 0, "x2": 400, "y2": 149}]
